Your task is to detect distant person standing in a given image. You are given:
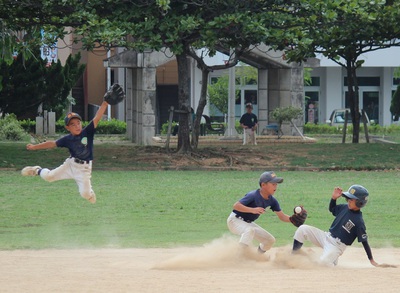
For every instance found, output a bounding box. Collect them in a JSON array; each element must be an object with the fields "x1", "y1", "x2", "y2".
[{"x1": 240, "y1": 103, "x2": 258, "y2": 145}]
